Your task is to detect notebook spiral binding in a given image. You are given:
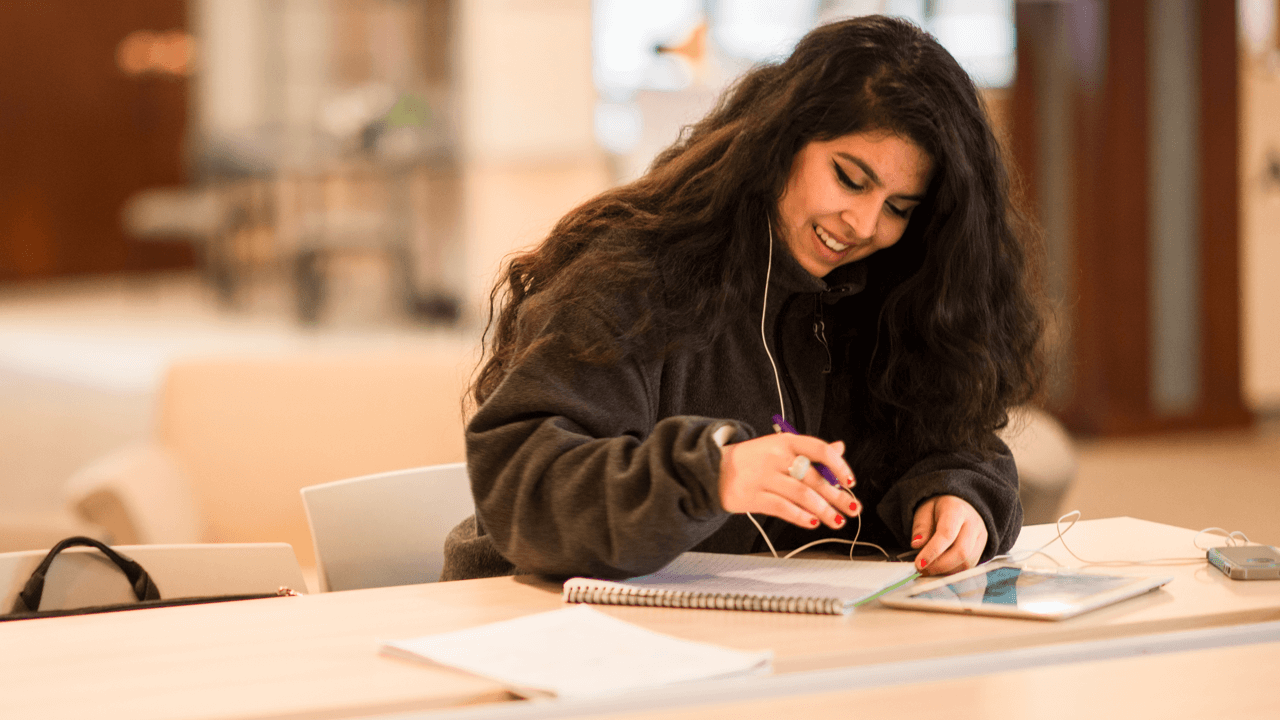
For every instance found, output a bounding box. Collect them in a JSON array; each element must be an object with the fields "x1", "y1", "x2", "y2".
[{"x1": 563, "y1": 583, "x2": 844, "y2": 615}]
